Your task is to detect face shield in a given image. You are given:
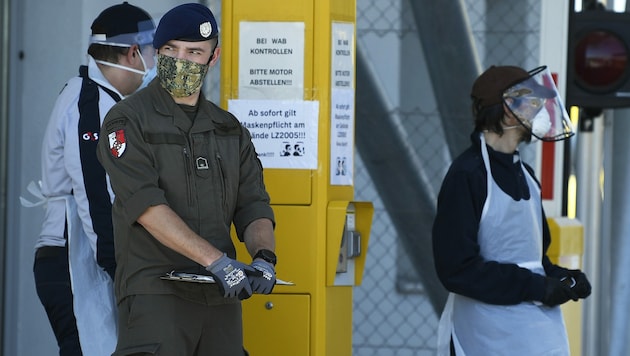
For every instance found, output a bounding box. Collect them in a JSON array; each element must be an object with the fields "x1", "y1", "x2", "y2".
[
  {"x1": 90, "y1": 19, "x2": 155, "y2": 48},
  {"x1": 503, "y1": 66, "x2": 574, "y2": 142},
  {"x1": 90, "y1": 19, "x2": 156, "y2": 89}
]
